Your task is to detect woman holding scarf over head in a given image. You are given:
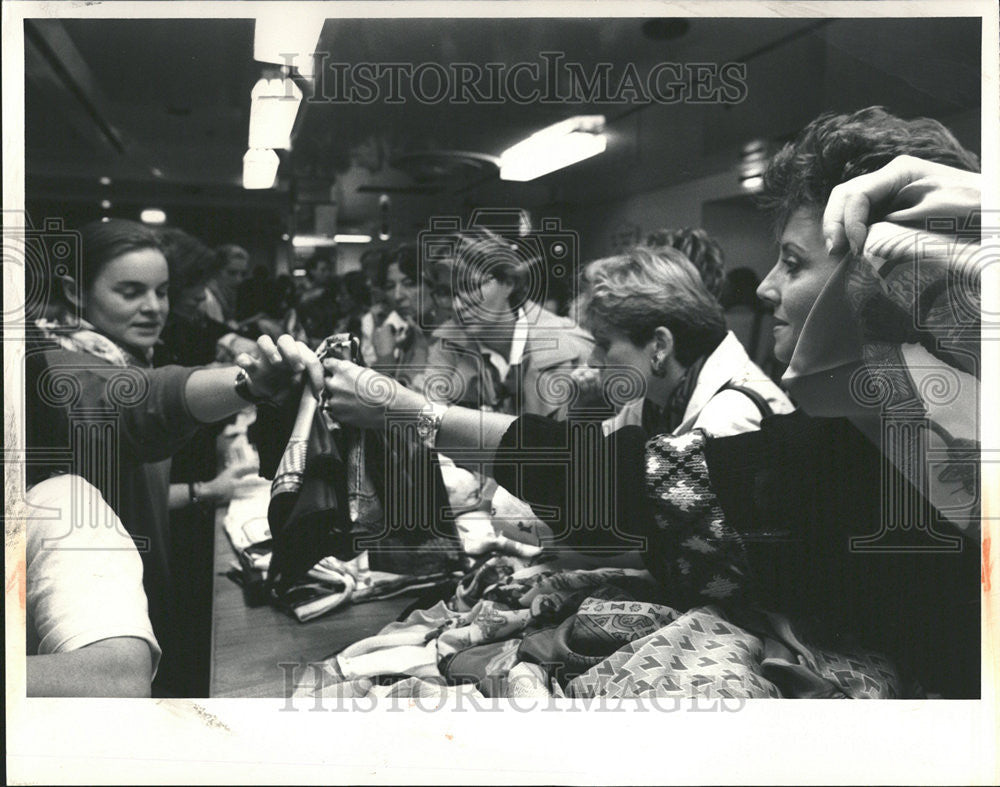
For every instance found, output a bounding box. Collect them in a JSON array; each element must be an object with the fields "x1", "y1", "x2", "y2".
[
  {"x1": 26, "y1": 219, "x2": 316, "y2": 695},
  {"x1": 315, "y1": 108, "x2": 983, "y2": 697}
]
